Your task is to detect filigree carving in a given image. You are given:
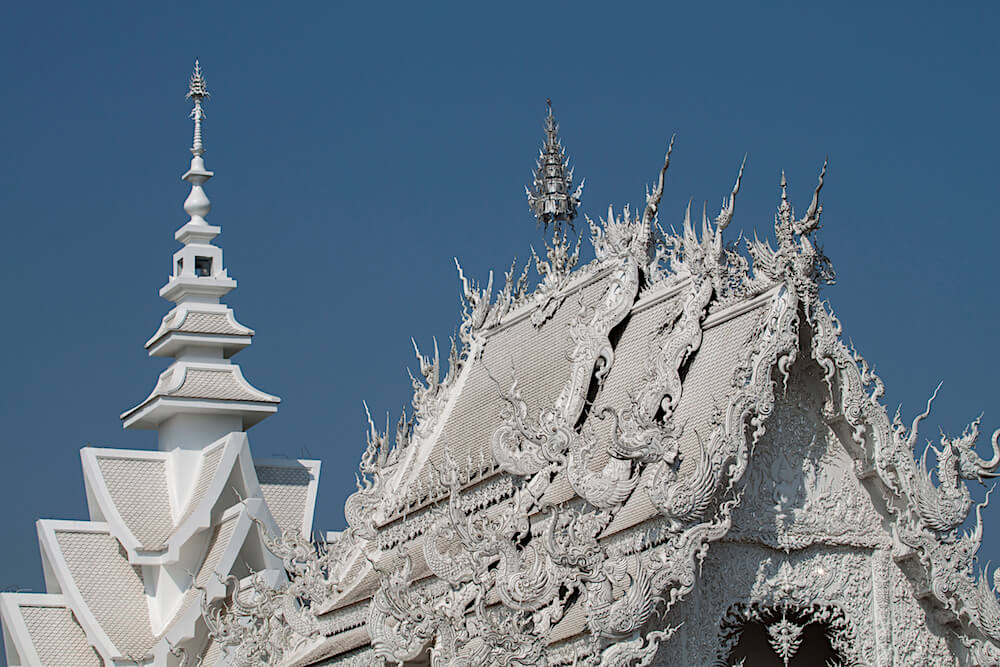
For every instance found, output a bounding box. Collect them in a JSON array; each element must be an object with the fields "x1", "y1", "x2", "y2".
[
  {"x1": 746, "y1": 164, "x2": 834, "y2": 305},
  {"x1": 195, "y1": 136, "x2": 1000, "y2": 667},
  {"x1": 530, "y1": 229, "x2": 583, "y2": 328},
  {"x1": 199, "y1": 517, "x2": 360, "y2": 665},
  {"x1": 647, "y1": 285, "x2": 799, "y2": 526},
  {"x1": 718, "y1": 602, "x2": 855, "y2": 667},
  {"x1": 728, "y1": 358, "x2": 884, "y2": 550},
  {"x1": 343, "y1": 405, "x2": 392, "y2": 541}
]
